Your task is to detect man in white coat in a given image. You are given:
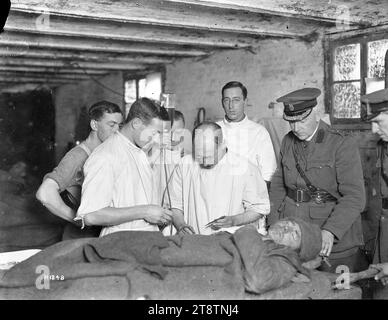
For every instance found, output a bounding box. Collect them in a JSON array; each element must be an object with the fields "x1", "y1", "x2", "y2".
[
  {"x1": 76, "y1": 98, "x2": 173, "y2": 236},
  {"x1": 217, "y1": 81, "x2": 277, "y2": 188},
  {"x1": 169, "y1": 121, "x2": 270, "y2": 235}
]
